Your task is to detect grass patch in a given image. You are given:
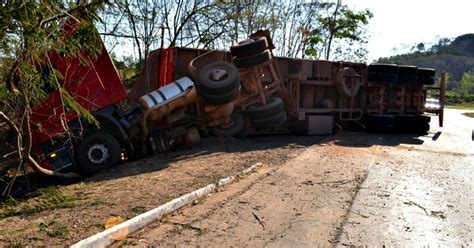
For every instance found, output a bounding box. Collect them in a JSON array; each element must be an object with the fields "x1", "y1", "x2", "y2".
[
  {"x1": 0, "y1": 187, "x2": 78, "y2": 219},
  {"x1": 38, "y1": 220, "x2": 69, "y2": 239},
  {"x1": 446, "y1": 104, "x2": 474, "y2": 110},
  {"x1": 7, "y1": 242, "x2": 24, "y2": 248},
  {"x1": 462, "y1": 112, "x2": 474, "y2": 118},
  {"x1": 131, "y1": 206, "x2": 146, "y2": 214}
]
